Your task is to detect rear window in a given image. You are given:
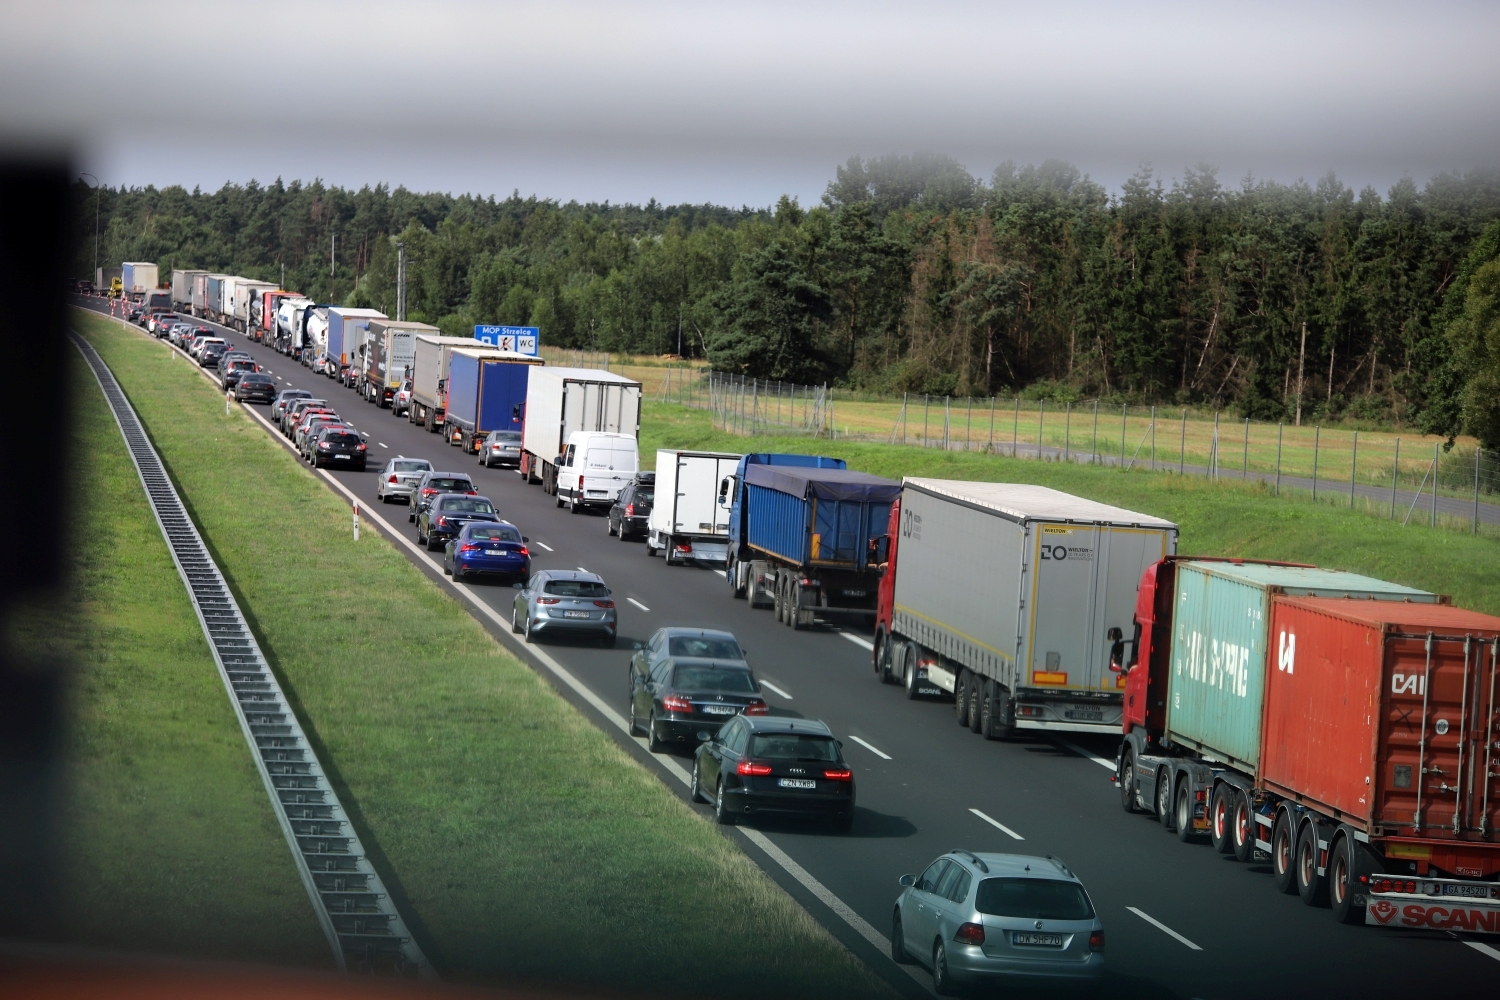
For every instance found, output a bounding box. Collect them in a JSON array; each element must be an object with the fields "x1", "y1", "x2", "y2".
[
  {"x1": 491, "y1": 431, "x2": 521, "y2": 442},
  {"x1": 669, "y1": 637, "x2": 742, "y2": 659},
  {"x1": 747, "y1": 733, "x2": 839, "y2": 761},
  {"x1": 393, "y1": 460, "x2": 431, "y2": 473},
  {"x1": 427, "y1": 478, "x2": 471, "y2": 491},
  {"x1": 672, "y1": 666, "x2": 756, "y2": 693},
  {"x1": 543, "y1": 580, "x2": 610, "y2": 598},
  {"x1": 631, "y1": 488, "x2": 656, "y2": 506},
  {"x1": 439, "y1": 498, "x2": 495, "y2": 513},
  {"x1": 975, "y1": 879, "x2": 1094, "y2": 920},
  {"x1": 322, "y1": 431, "x2": 362, "y2": 446},
  {"x1": 469, "y1": 525, "x2": 521, "y2": 542},
  {"x1": 243, "y1": 374, "x2": 274, "y2": 384}
]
